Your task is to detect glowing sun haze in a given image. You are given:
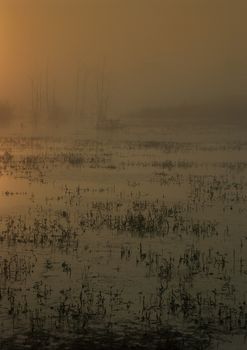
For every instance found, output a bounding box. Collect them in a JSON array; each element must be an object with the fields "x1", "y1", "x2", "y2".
[{"x1": 0, "y1": 0, "x2": 246, "y2": 113}]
